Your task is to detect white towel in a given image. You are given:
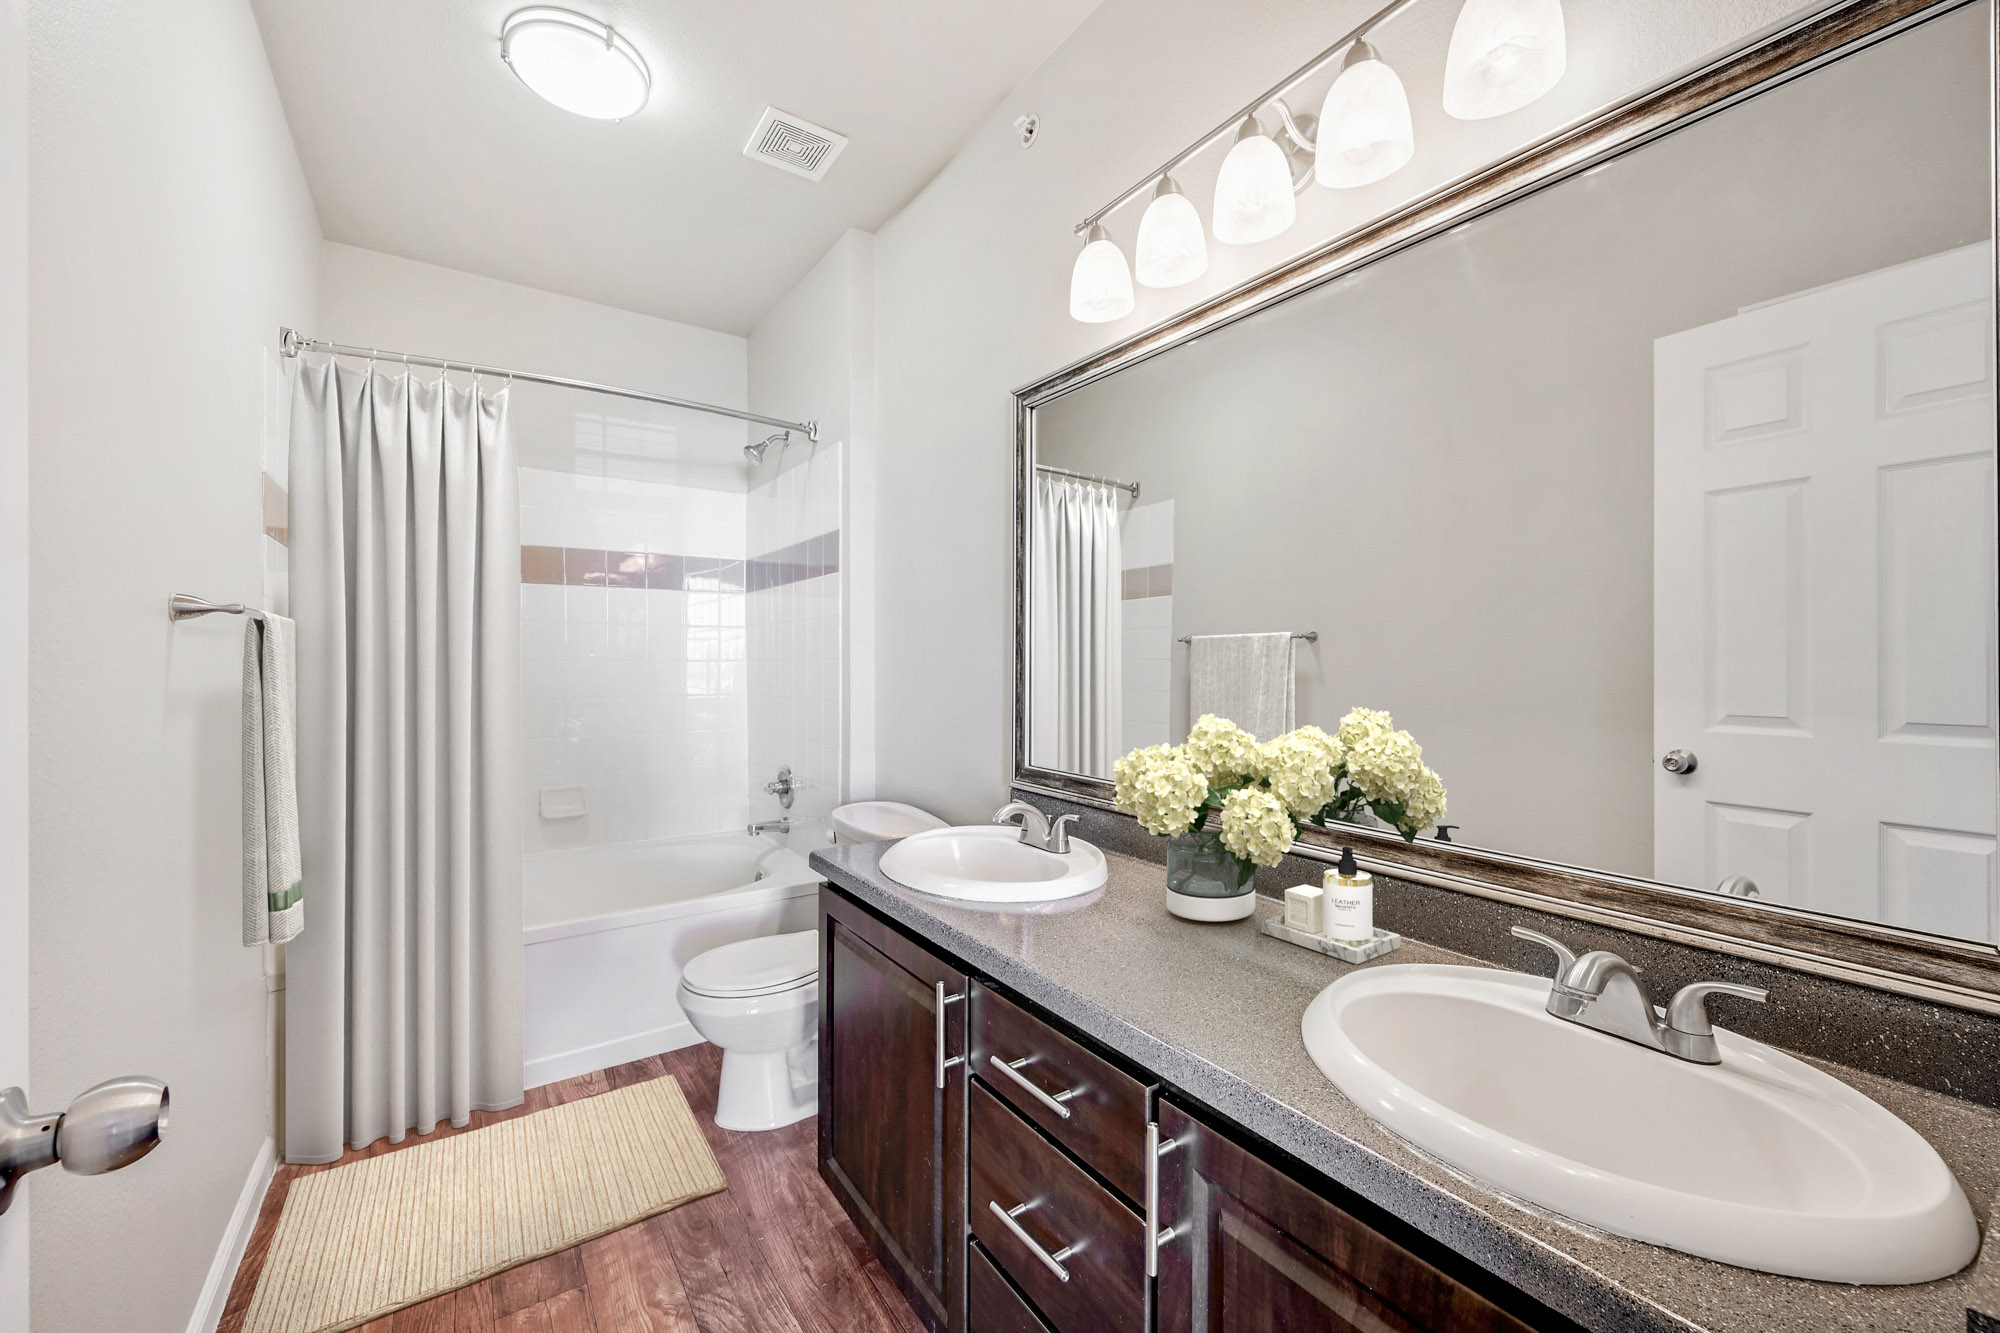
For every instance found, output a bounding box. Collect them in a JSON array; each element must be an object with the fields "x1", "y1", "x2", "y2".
[
  {"x1": 1188, "y1": 633, "x2": 1296, "y2": 741},
  {"x1": 243, "y1": 613, "x2": 303, "y2": 946}
]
